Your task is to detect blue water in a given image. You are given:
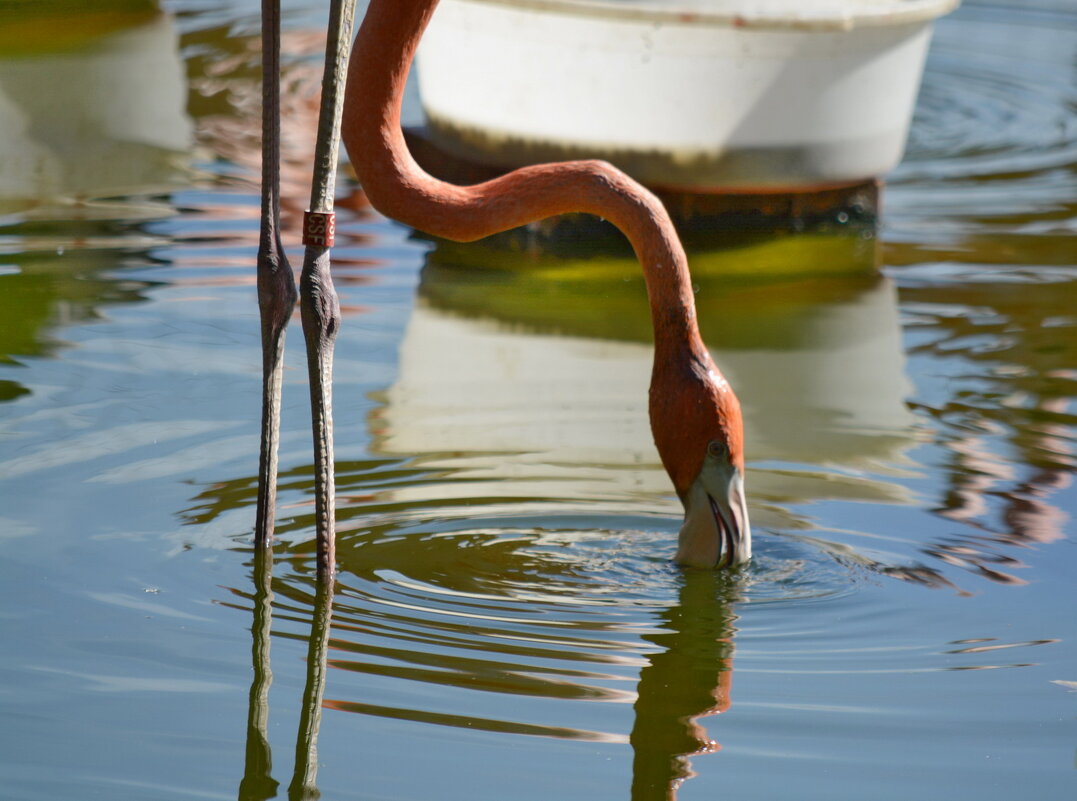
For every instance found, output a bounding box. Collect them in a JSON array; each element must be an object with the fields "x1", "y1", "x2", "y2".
[{"x1": 0, "y1": 1, "x2": 1075, "y2": 799}]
